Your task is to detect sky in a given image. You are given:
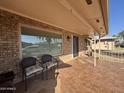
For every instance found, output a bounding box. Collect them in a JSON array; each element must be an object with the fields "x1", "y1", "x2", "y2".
[
  {"x1": 109, "y1": 0, "x2": 124, "y2": 36},
  {"x1": 22, "y1": 35, "x2": 45, "y2": 43}
]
